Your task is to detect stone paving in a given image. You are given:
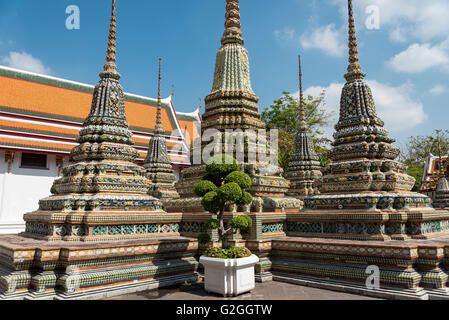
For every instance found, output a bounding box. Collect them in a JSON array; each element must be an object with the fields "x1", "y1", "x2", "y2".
[{"x1": 109, "y1": 280, "x2": 380, "y2": 300}]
